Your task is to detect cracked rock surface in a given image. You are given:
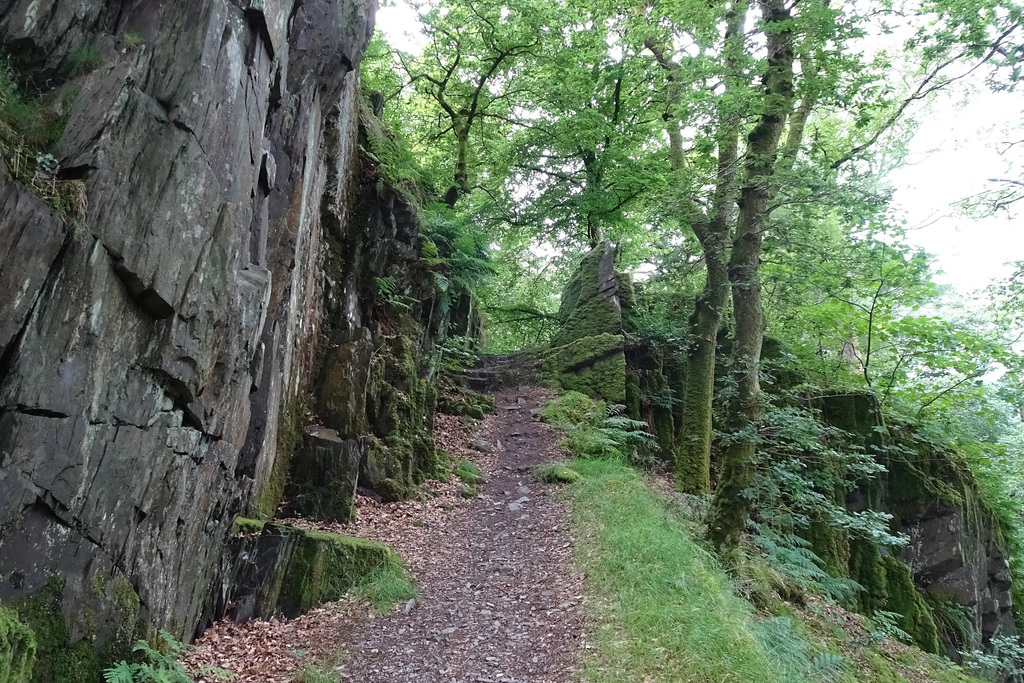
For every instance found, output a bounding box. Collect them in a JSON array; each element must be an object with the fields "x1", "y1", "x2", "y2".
[{"x1": 0, "y1": 0, "x2": 374, "y2": 649}]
